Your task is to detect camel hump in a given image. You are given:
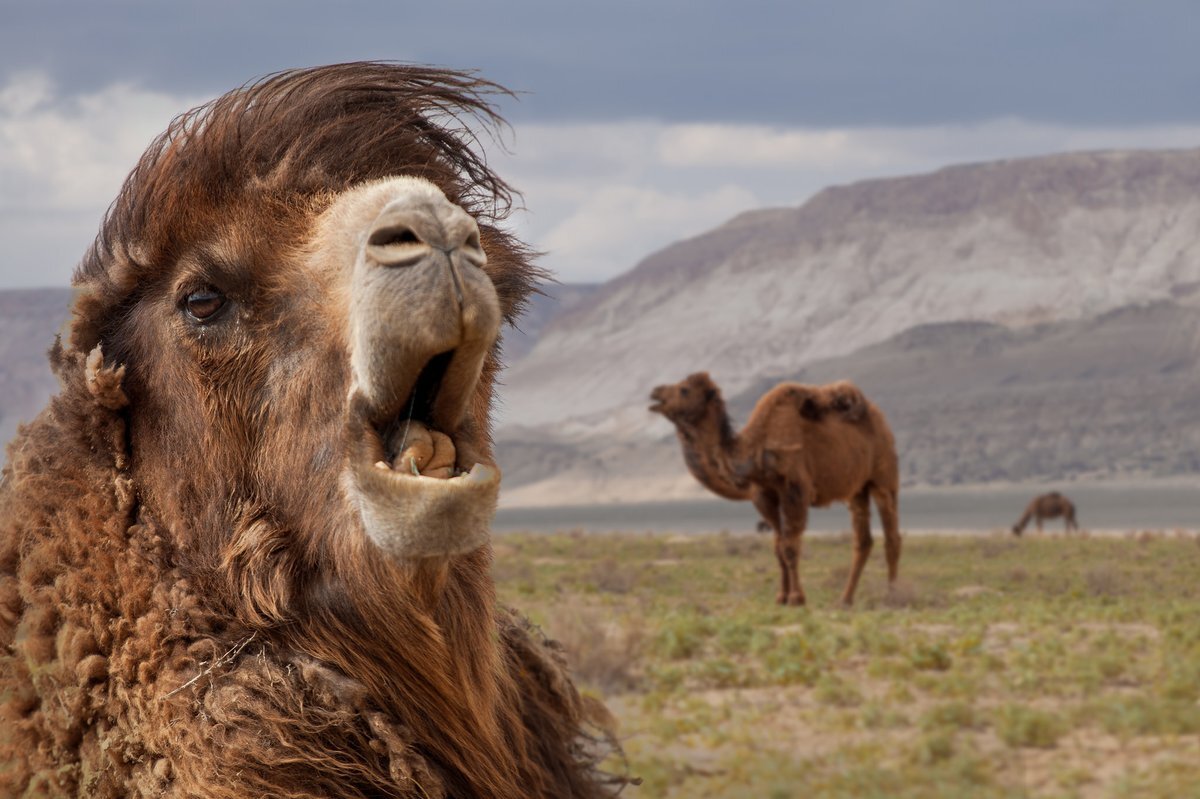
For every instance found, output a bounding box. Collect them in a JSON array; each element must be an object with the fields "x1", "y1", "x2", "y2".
[
  {"x1": 822, "y1": 380, "x2": 868, "y2": 422},
  {"x1": 780, "y1": 385, "x2": 826, "y2": 421},
  {"x1": 772, "y1": 380, "x2": 868, "y2": 423}
]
